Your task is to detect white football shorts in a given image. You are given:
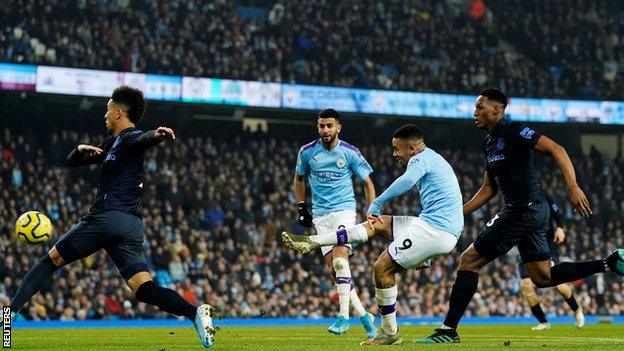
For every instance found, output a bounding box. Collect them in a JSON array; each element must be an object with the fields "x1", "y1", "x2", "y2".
[
  {"x1": 388, "y1": 216, "x2": 458, "y2": 269},
  {"x1": 313, "y1": 210, "x2": 357, "y2": 257}
]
